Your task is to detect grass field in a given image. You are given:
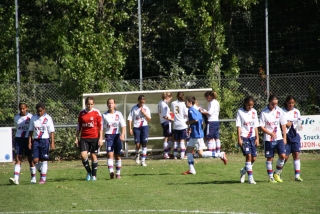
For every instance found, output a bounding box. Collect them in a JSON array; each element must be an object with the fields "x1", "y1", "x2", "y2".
[{"x1": 0, "y1": 153, "x2": 319, "y2": 214}]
